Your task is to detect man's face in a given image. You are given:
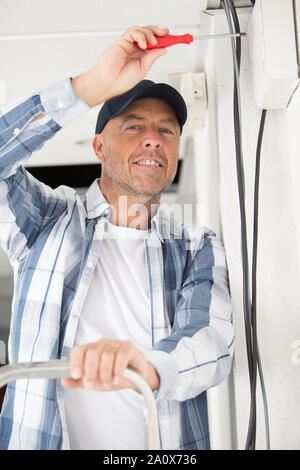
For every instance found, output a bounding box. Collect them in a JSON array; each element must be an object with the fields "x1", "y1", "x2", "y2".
[{"x1": 93, "y1": 98, "x2": 181, "y2": 202}]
